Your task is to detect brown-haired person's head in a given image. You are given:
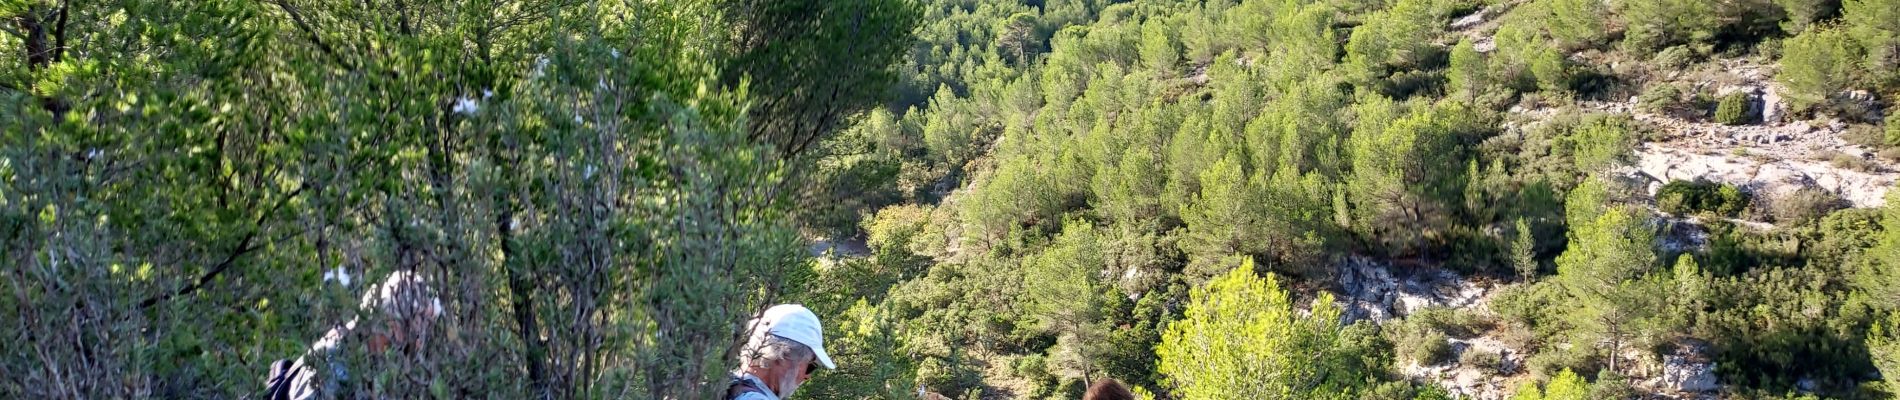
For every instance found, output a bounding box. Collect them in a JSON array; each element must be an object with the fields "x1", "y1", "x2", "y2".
[{"x1": 1082, "y1": 378, "x2": 1136, "y2": 400}]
